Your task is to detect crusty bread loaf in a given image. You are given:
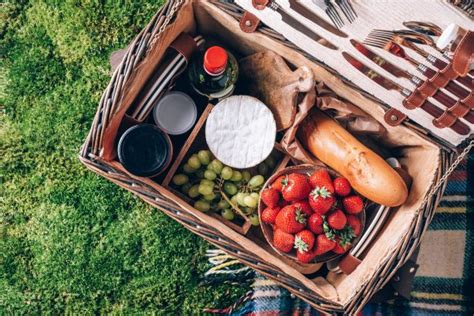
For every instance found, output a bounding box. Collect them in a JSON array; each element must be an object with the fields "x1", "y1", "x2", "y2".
[{"x1": 298, "y1": 109, "x2": 408, "y2": 207}]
